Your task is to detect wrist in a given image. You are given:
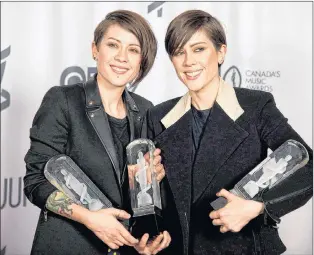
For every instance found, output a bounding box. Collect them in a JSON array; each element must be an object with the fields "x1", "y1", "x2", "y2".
[
  {"x1": 254, "y1": 201, "x2": 264, "y2": 216},
  {"x1": 75, "y1": 204, "x2": 93, "y2": 226},
  {"x1": 250, "y1": 200, "x2": 264, "y2": 217},
  {"x1": 259, "y1": 202, "x2": 265, "y2": 215}
]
